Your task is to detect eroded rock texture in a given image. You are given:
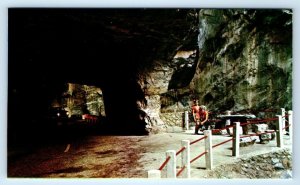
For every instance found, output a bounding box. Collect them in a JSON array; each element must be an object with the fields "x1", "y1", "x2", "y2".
[
  {"x1": 146, "y1": 9, "x2": 292, "y2": 131},
  {"x1": 61, "y1": 83, "x2": 105, "y2": 117},
  {"x1": 189, "y1": 9, "x2": 292, "y2": 112}
]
